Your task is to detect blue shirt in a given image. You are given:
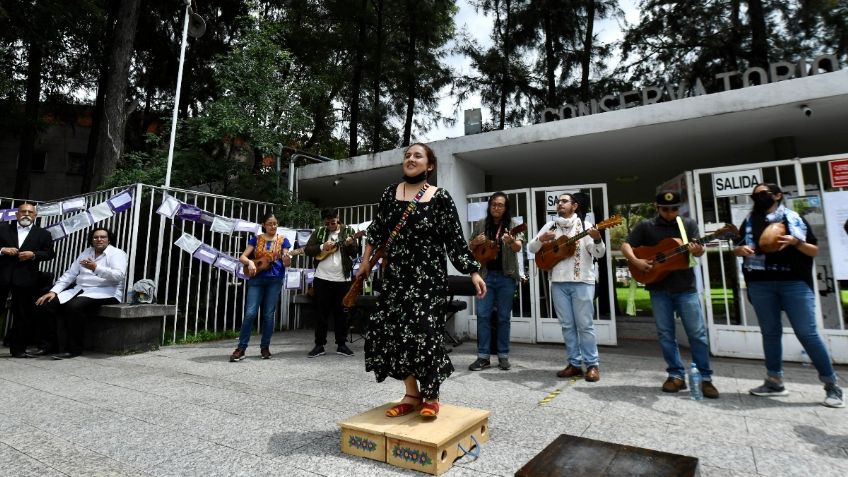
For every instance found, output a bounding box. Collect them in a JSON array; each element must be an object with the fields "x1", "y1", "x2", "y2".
[{"x1": 247, "y1": 235, "x2": 291, "y2": 279}]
